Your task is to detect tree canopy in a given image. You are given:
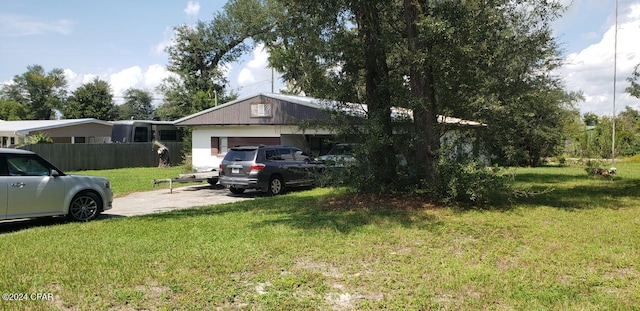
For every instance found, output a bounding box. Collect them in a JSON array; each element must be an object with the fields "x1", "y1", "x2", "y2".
[
  {"x1": 1, "y1": 65, "x2": 67, "y2": 120},
  {"x1": 153, "y1": 0, "x2": 578, "y2": 198},
  {"x1": 570, "y1": 106, "x2": 640, "y2": 159},
  {"x1": 627, "y1": 63, "x2": 640, "y2": 99},
  {"x1": 117, "y1": 88, "x2": 155, "y2": 120},
  {"x1": 259, "y1": 0, "x2": 572, "y2": 191},
  {"x1": 0, "y1": 99, "x2": 27, "y2": 120},
  {"x1": 157, "y1": 0, "x2": 280, "y2": 119},
  {"x1": 62, "y1": 77, "x2": 117, "y2": 120}
]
